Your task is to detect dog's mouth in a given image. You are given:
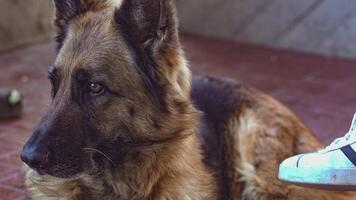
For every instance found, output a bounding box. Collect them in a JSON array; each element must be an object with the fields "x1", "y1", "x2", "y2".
[
  {"x1": 21, "y1": 133, "x2": 130, "y2": 179},
  {"x1": 30, "y1": 148, "x2": 119, "y2": 179},
  {"x1": 24, "y1": 158, "x2": 86, "y2": 179},
  {"x1": 35, "y1": 165, "x2": 82, "y2": 179}
]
